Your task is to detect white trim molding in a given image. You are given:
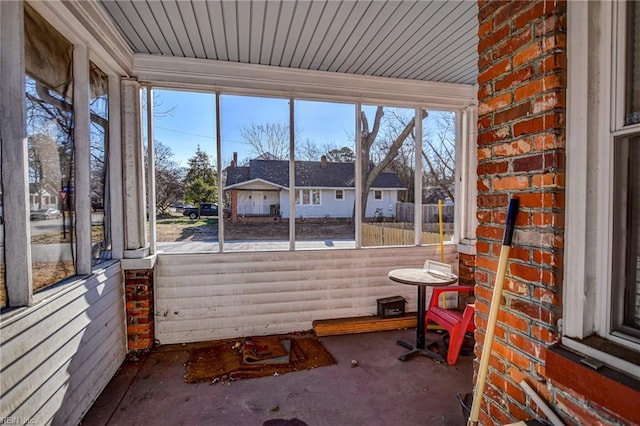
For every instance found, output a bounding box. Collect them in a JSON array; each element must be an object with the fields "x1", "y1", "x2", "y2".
[
  {"x1": 564, "y1": 0, "x2": 604, "y2": 339},
  {"x1": 74, "y1": 44, "x2": 92, "y2": 275},
  {"x1": 1, "y1": 0, "x2": 33, "y2": 306},
  {"x1": 564, "y1": 0, "x2": 640, "y2": 379},
  {"x1": 133, "y1": 54, "x2": 477, "y2": 110}
]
